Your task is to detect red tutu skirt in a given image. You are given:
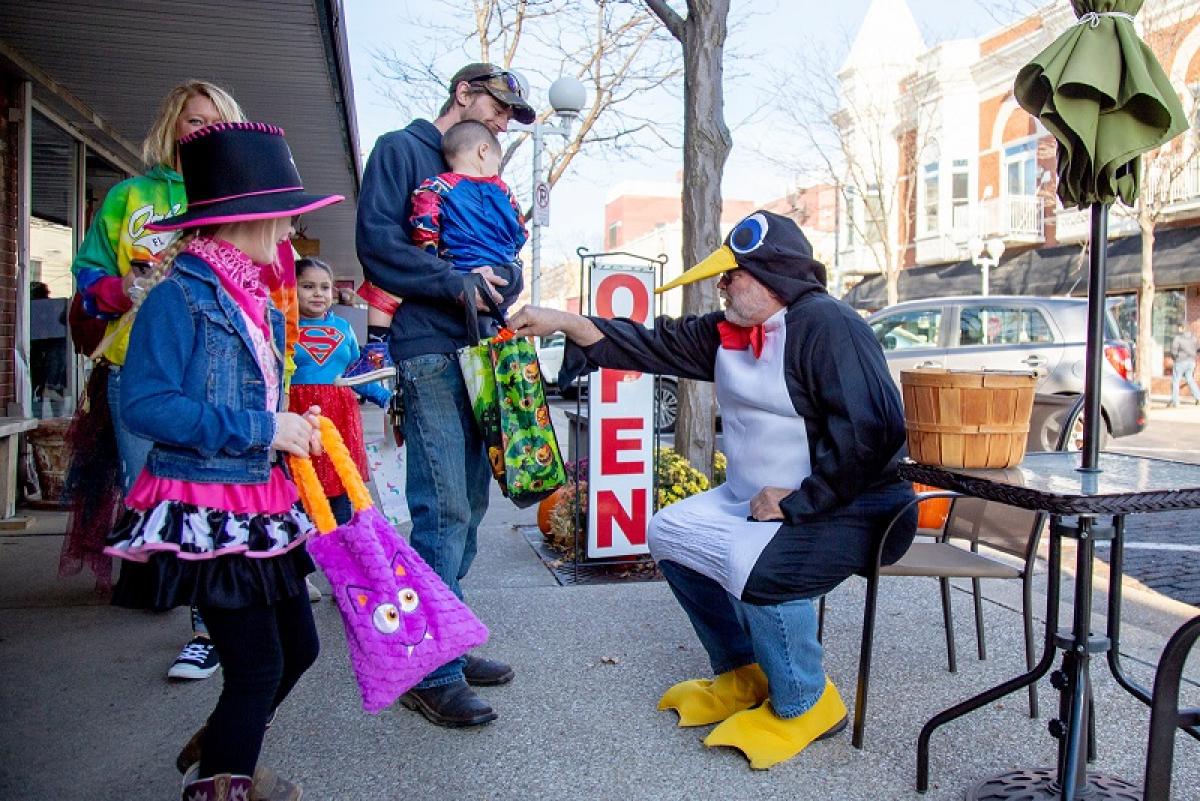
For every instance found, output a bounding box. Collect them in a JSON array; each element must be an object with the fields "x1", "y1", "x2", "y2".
[{"x1": 289, "y1": 384, "x2": 369, "y2": 497}]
